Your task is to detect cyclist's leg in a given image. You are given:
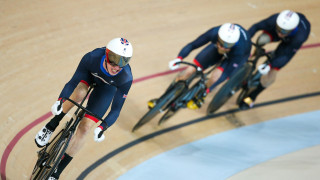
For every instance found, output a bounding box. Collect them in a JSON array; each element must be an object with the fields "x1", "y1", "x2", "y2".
[
  {"x1": 35, "y1": 80, "x2": 91, "y2": 148},
  {"x1": 239, "y1": 68, "x2": 277, "y2": 109},
  {"x1": 186, "y1": 68, "x2": 226, "y2": 110},
  {"x1": 66, "y1": 118, "x2": 97, "y2": 156},
  {"x1": 148, "y1": 63, "x2": 196, "y2": 109},
  {"x1": 51, "y1": 84, "x2": 116, "y2": 179},
  {"x1": 49, "y1": 117, "x2": 96, "y2": 179},
  {"x1": 260, "y1": 68, "x2": 277, "y2": 87},
  {"x1": 207, "y1": 50, "x2": 248, "y2": 92},
  {"x1": 175, "y1": 66, "x2": 196, "y2": 81},
  {"x1": 240, "y1": 44, "x2": 294, "y2": 108},
  {"x1": 206, "y1": 53, "x2": 249, "y2": 111},
  {"x1": 46, "y1": 57, "x2": 94, "y2": 131},
  {"x1": 186, "y1": 44, "x2": 221, "y2": 109},
  {"x1": 47, "y1": 81, "x2": 90, "y2": 130},
  {"x1": 66, "y1": 83, "x2": 116, "y2": 156},
  {"x1": 206, "y1": 68, "x2": 224, "y2": 90}
]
